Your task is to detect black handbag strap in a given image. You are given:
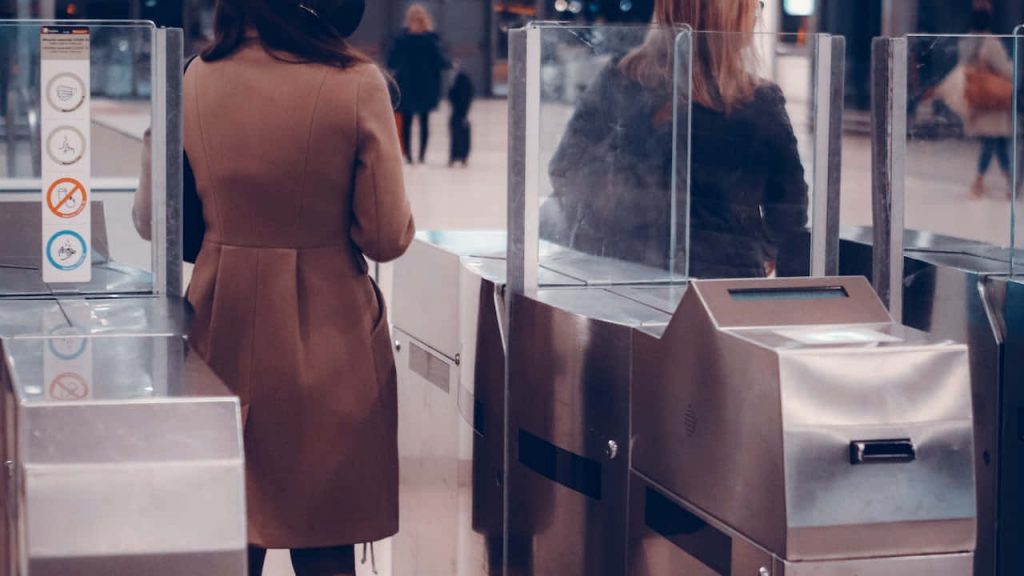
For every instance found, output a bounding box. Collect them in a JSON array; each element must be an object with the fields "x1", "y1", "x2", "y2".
[{"x1": 182, "y1": 55, "x2": 205, "y2": 264}]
